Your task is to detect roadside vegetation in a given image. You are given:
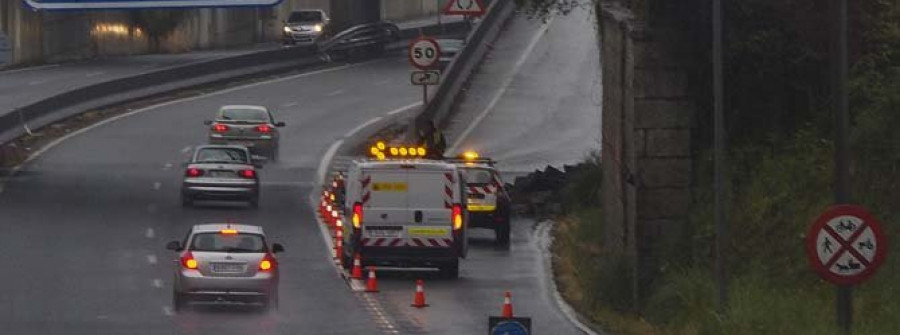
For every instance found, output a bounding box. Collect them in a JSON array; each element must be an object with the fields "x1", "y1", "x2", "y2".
[{"x1": 543, "y1": 0, "x2": 900, "y2": 333}]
